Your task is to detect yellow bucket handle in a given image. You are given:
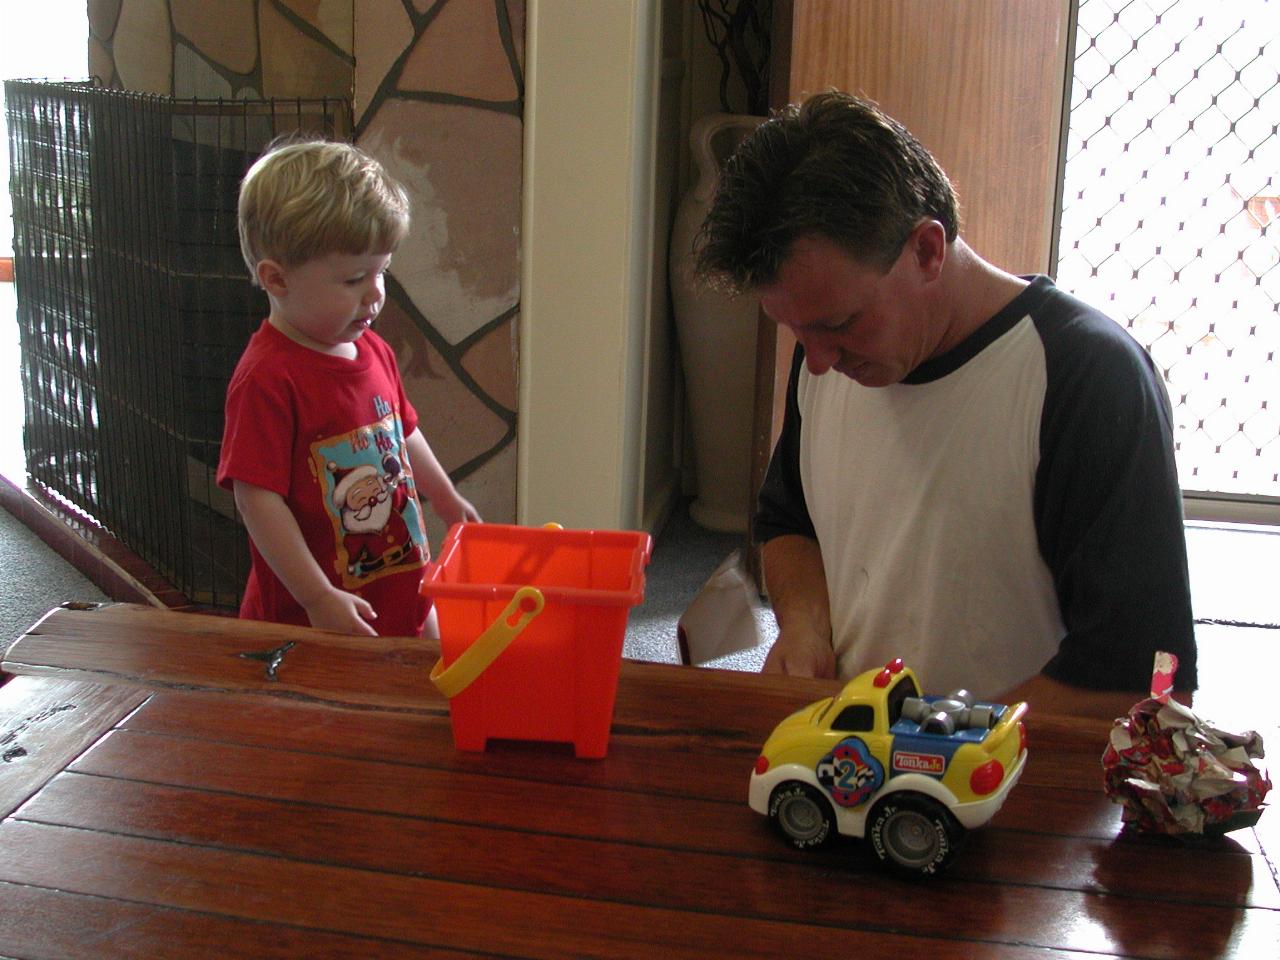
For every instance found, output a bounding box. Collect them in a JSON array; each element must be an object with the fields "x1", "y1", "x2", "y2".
[{"x1": 430, "y1": 586, "x2": 545, "y2": 698}]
